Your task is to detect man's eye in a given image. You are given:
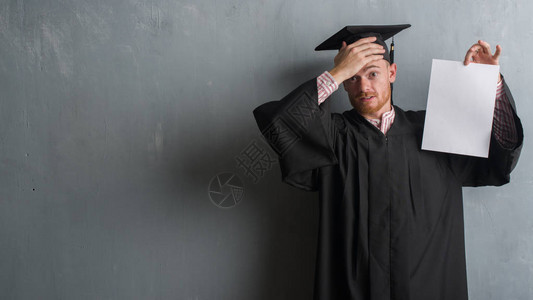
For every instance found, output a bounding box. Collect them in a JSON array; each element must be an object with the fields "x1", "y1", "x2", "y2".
[{"x1": 370, "y1": 72, "x2": 378, "y2": 78}]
